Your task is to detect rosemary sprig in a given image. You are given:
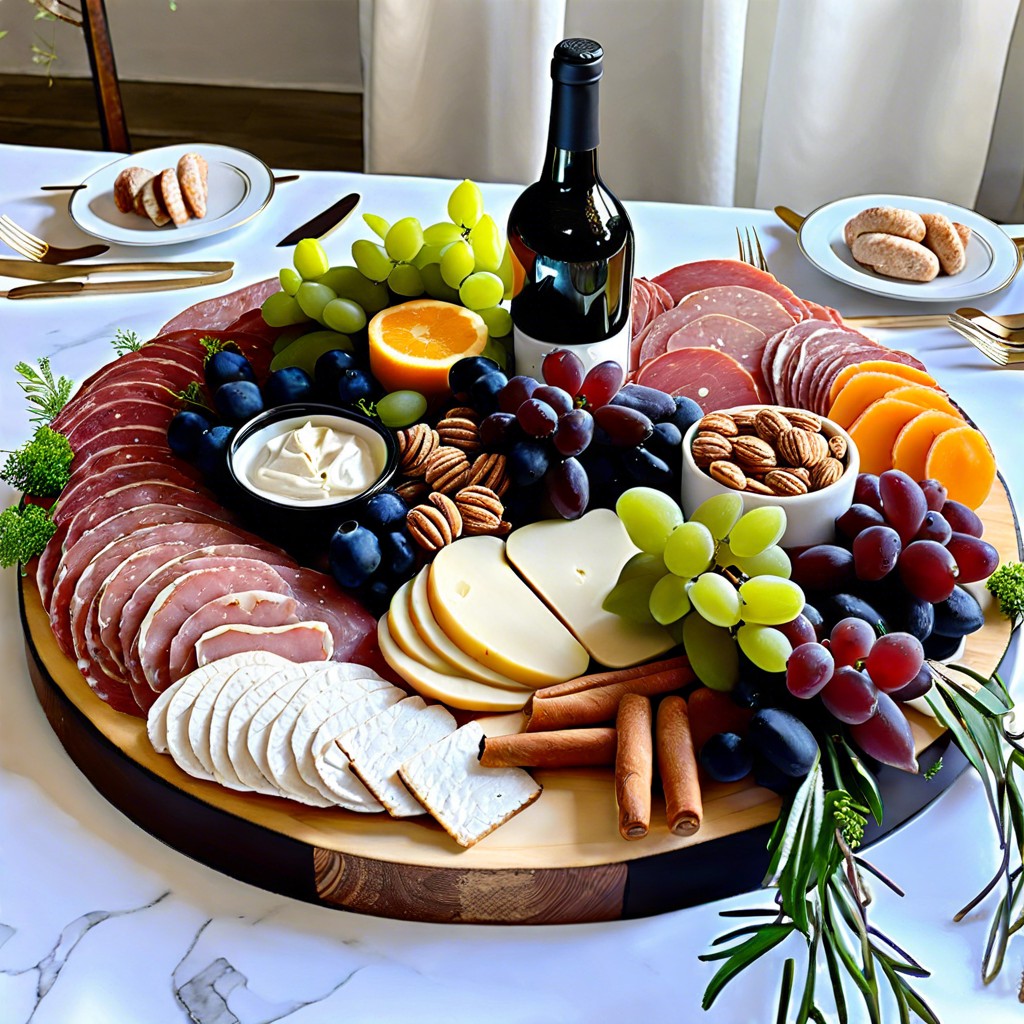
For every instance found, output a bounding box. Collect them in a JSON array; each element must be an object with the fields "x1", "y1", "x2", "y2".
[{"x1": 15, "y1": 357, "x2": 73, "y2": 425}]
